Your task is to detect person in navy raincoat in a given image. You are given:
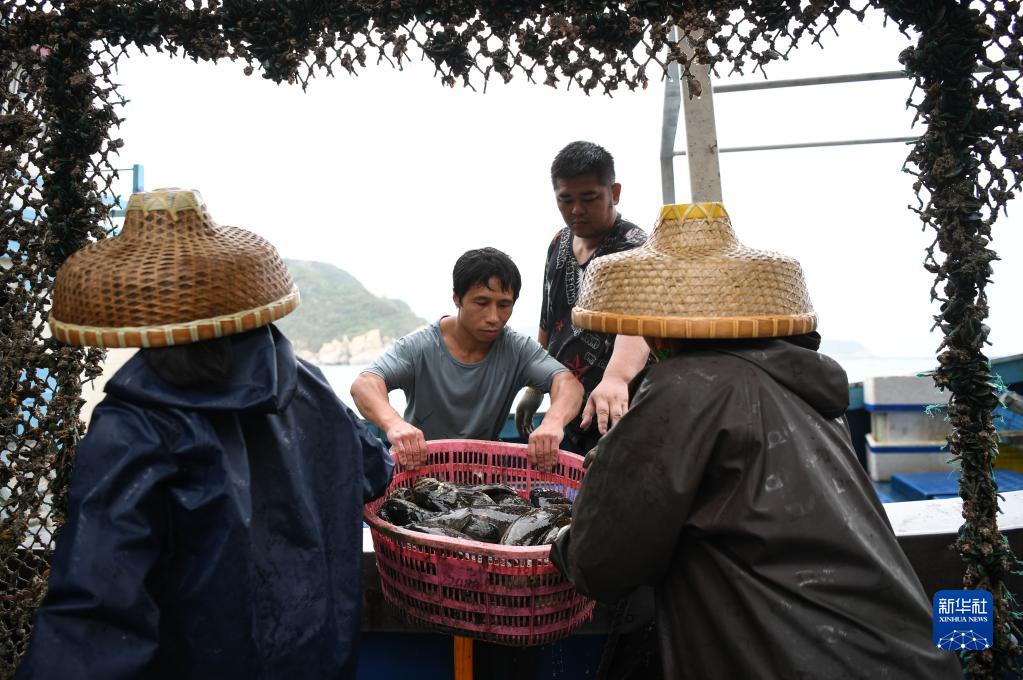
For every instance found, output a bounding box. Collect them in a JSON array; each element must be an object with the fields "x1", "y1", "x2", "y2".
[{"x1": 18, "y1": 188, "x2": 394, "y2": 679}]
